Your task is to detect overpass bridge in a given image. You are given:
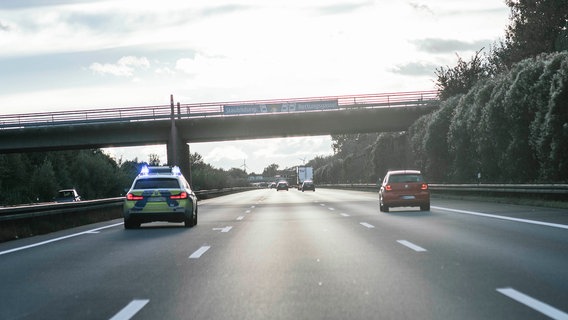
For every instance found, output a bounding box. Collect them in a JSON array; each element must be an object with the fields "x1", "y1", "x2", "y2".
[{"x1": 0, "y1": 90, "x2": 439, "y2": 177}]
